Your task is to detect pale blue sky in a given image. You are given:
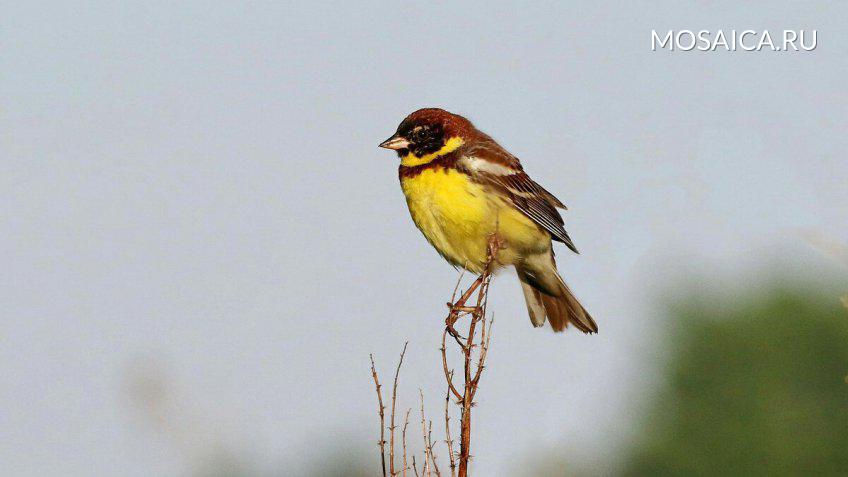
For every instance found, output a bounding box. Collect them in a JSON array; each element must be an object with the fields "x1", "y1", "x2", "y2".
[{"x1": 2, "y1": 2, "x2": 847, "y2": 475}]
